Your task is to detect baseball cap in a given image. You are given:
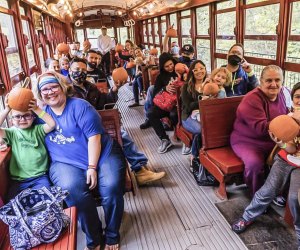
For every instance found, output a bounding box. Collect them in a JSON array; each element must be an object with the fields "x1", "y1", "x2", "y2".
[{"x1": 181, "y1": 44, "x2": 194, "y2": 55}]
